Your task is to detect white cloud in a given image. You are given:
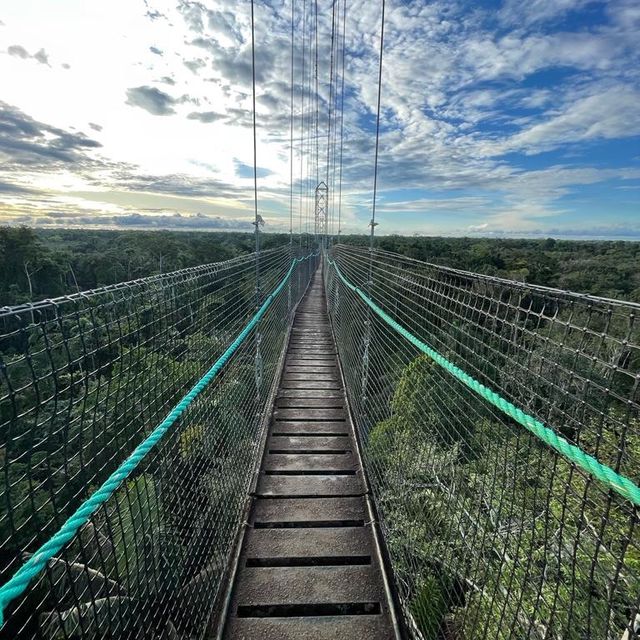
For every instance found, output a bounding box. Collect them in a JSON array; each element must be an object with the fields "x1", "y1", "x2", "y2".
[
  {"x1": 7, "y1": 44, "x2": 51, "y2": 65},
  {"x1": 504, "y1": 86, "x2": 640, "y2": 155},
  {"x1": 125, "y1": 85, "x2": 177, "y2": 116},
  {"x1": 0, "y1": 0, "x2": 638, "y2": 235},
  {"x1": 378, "y1": 196, "x2": 491, "y2": 213},
  {"x1": 499, "y1": 0, "x2": 597, "y2": 27},
  {"x1": 467, "y1": 223, "x2": 489, "y2": 232}
]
